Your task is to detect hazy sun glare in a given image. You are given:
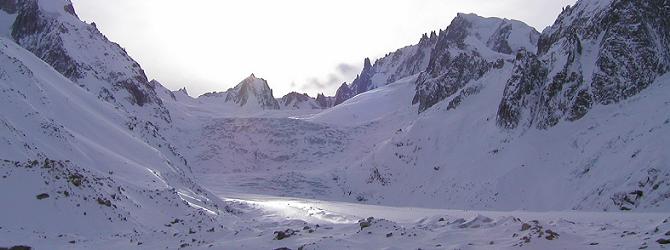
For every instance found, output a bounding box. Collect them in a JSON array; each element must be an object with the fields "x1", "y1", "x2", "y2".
[{"x1": 71, "y1": 0, "x2": 575, "y2": 97}]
